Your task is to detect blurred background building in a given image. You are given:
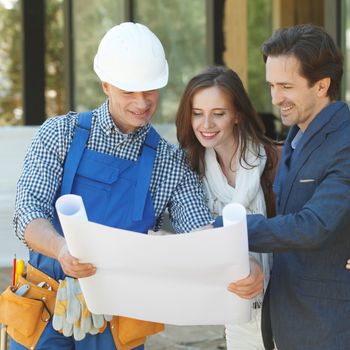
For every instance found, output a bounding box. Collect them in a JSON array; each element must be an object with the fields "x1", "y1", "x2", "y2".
[
  {"x1": 1, "y1": 0, "x2": 349, "y2": 130},
  {"x1": 0, "y1": 0, "x2": 350, "y2": 266}
]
